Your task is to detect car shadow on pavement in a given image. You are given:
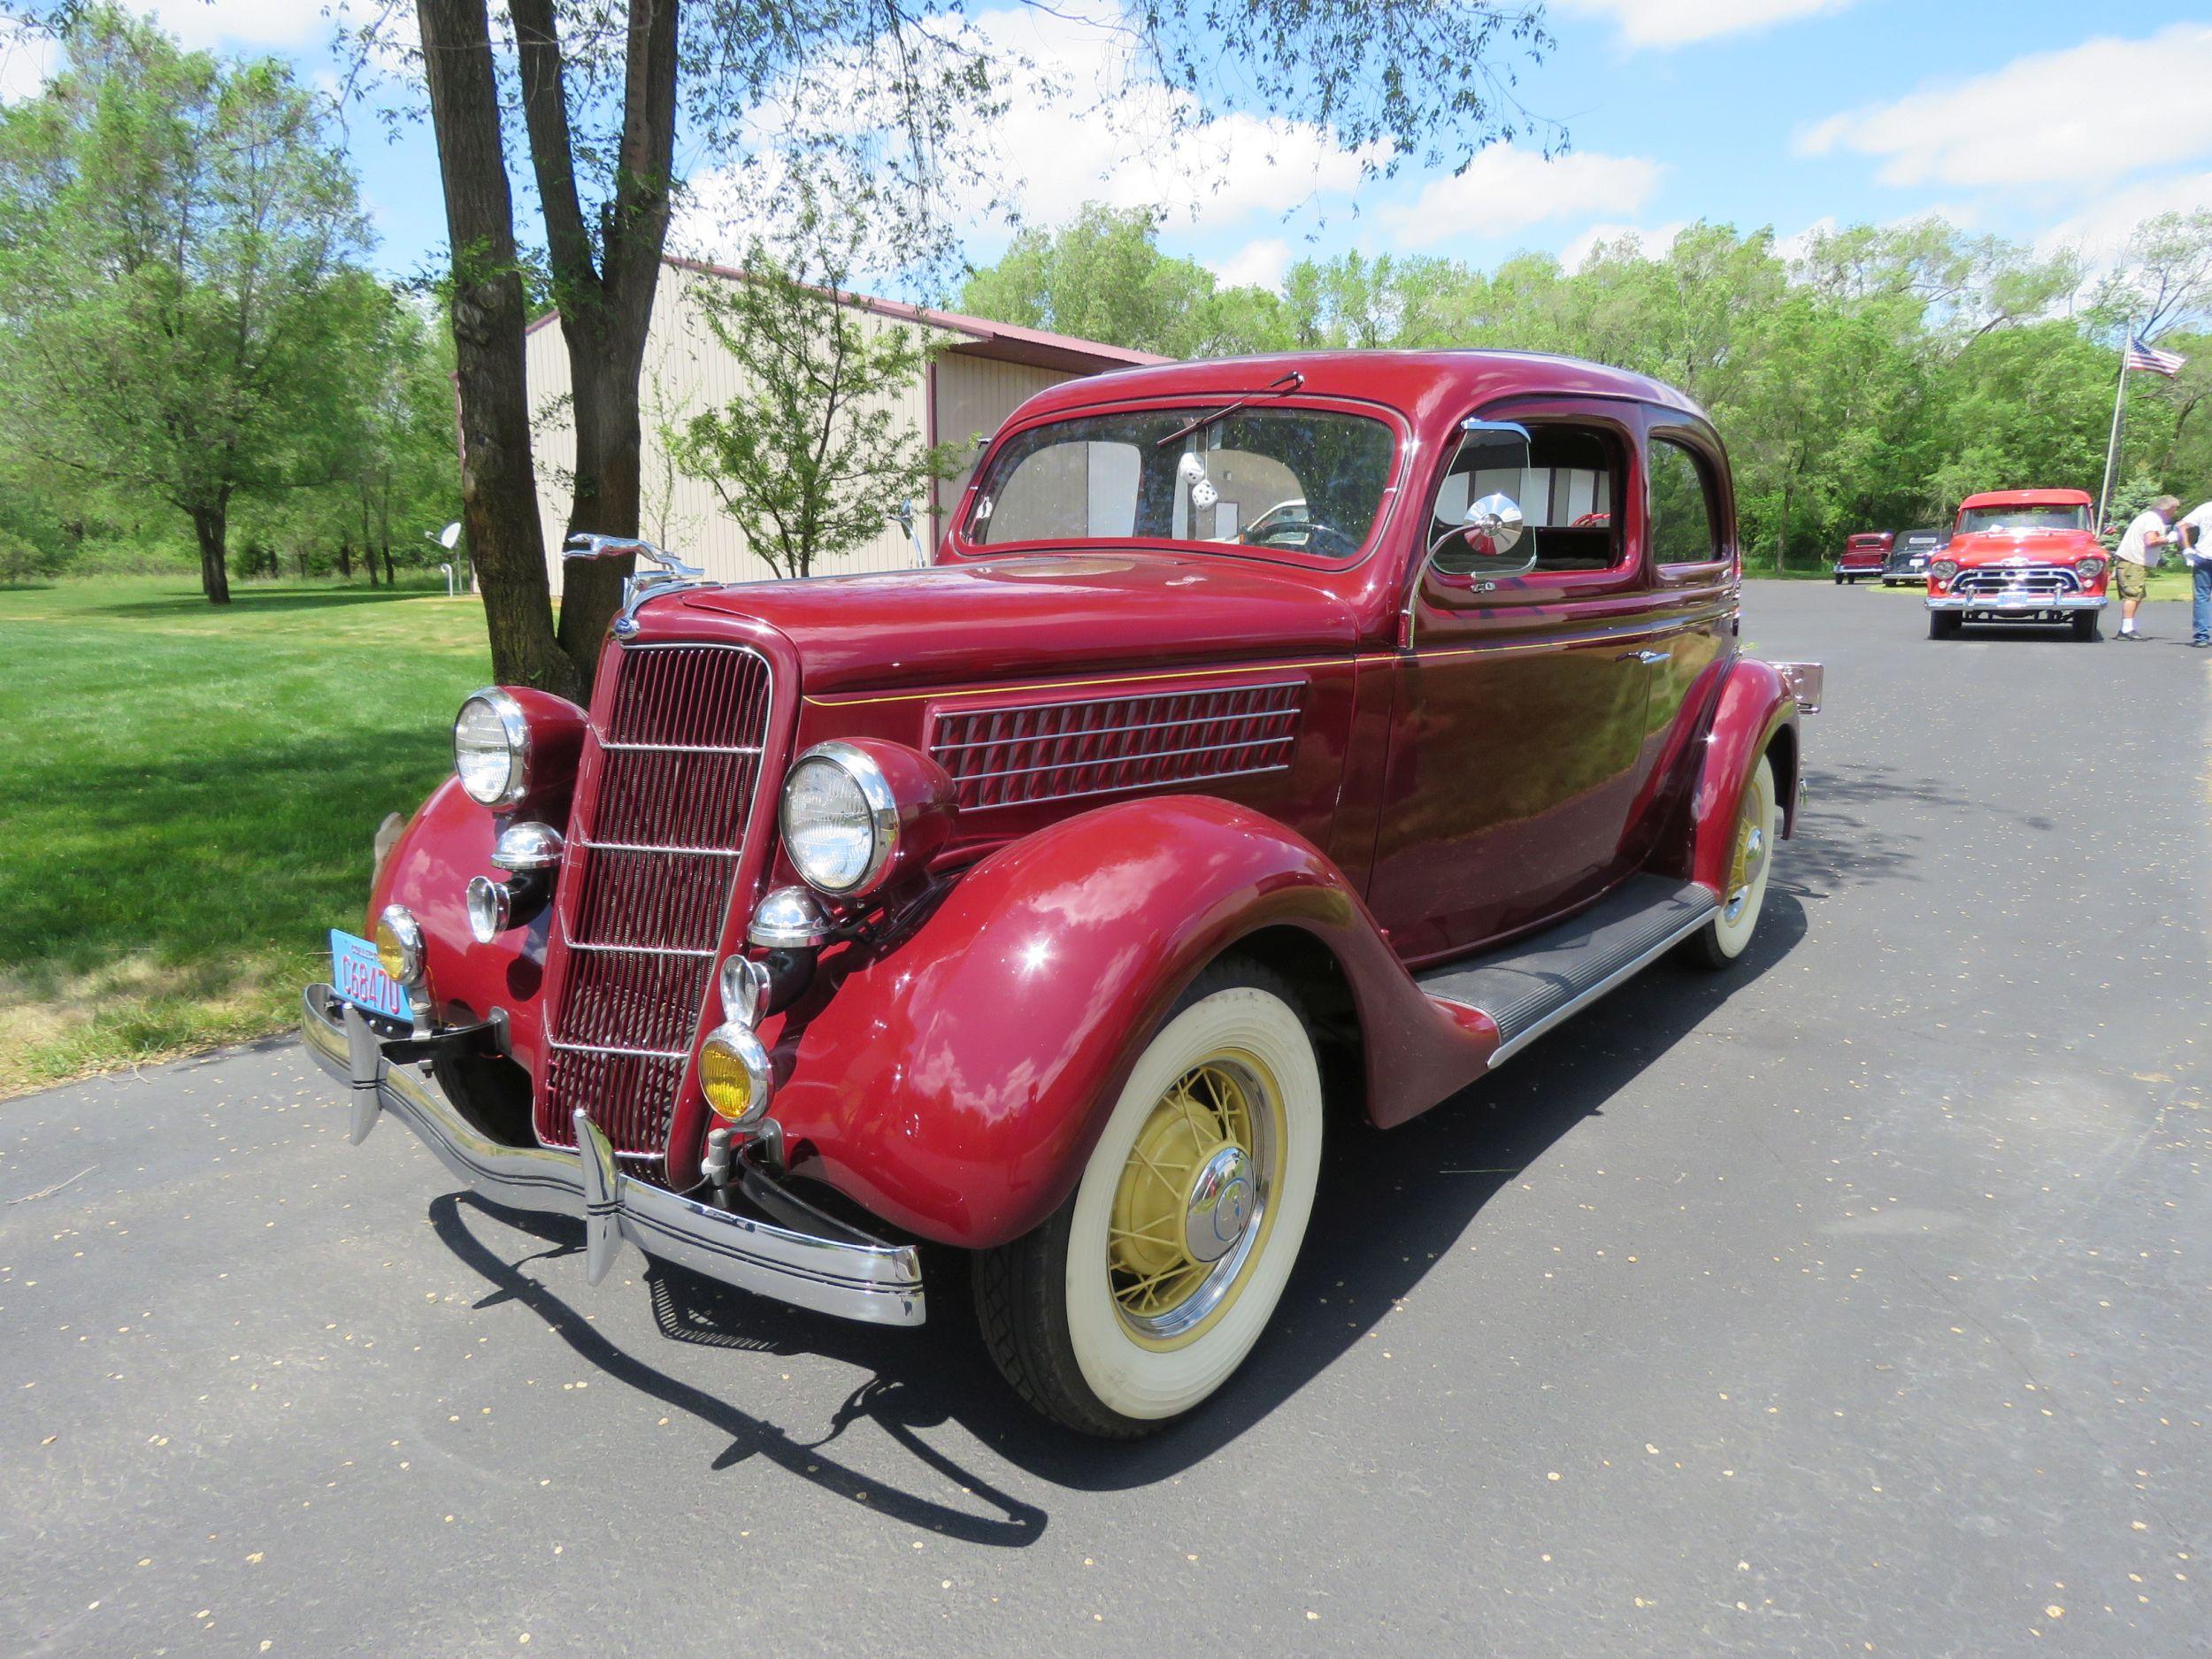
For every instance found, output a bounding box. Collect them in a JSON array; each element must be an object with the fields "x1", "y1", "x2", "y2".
[{"x1": 424, "y1": 890, "x2": 1809, "y2": 1525}]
